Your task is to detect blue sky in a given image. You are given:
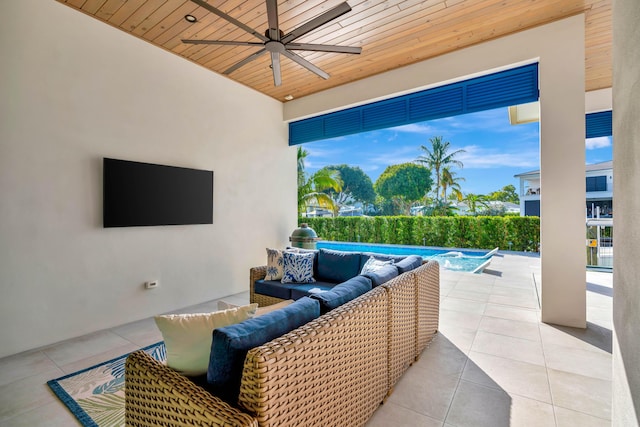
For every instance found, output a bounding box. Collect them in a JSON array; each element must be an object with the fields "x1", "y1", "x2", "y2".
[{"x1": 302, "y1": 107, "x2": 613, "y2": 195}]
